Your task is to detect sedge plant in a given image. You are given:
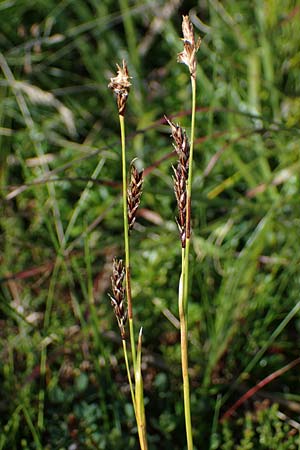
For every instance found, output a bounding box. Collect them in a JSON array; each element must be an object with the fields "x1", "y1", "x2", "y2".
[
  {"x1": 108, "y1": 61, "x2": 148, "y2": 450},
  {"x1": 166, "y1": 16, "x2": 201, "y2": 450}
]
